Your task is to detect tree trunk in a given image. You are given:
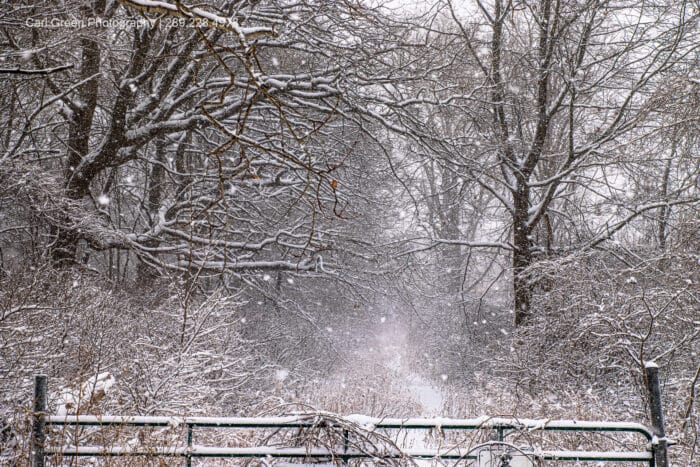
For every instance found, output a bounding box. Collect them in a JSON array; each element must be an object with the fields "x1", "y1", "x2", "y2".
[
  {"x1": 137, "y1": 140, "x2": 167, "y2": 284},
  {"x1": 513, "y1": 180, "x2": 532, "y2": 327},
  {"x1": 657, "y1": 149, "x2": 674, "y2": 252},
  {"x1": 50, "y1": 1, "x2": 103, "y2": 266}
]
